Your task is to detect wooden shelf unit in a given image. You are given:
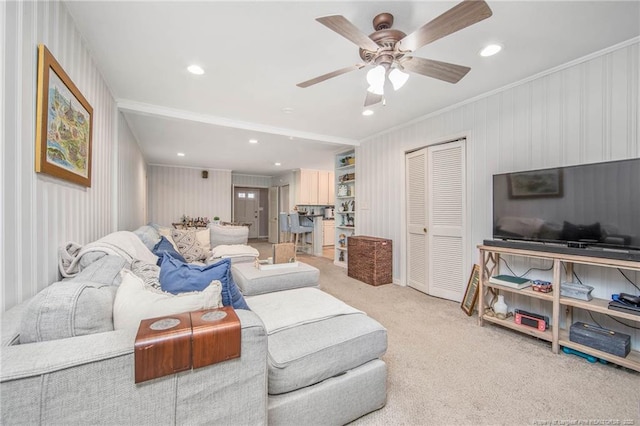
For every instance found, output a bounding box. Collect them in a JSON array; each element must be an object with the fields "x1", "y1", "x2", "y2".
[{"x1": 478, "y1": 244, "x2": 640, "y2": 372}]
